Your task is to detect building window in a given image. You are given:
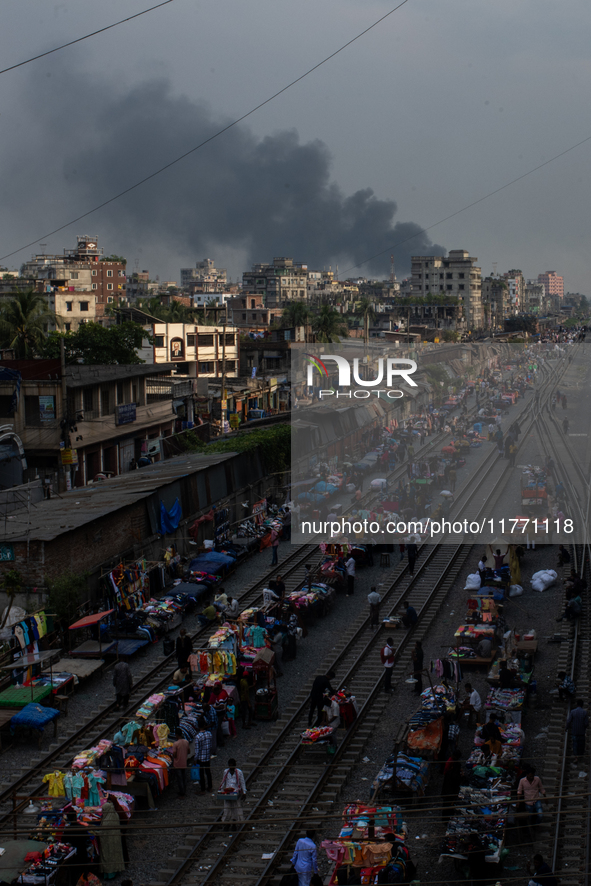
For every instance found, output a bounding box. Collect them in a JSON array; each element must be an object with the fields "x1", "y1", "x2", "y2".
[
  {"x1": 118, "y1": 270, "x2": 125, "y2": 277},
  {"x1": 459, "y1": 284, "x2": 465, "y2": 290},
  {"x1": 92, "y1": 270, "x2": 97, "y2": 276},
  {"x1": 154, "y1": 335, "x2": 164, "y2": 347},
  {"x1": 251, "y1": 299, "x2": 256, "y2": 308},
  {"x1": 66, "y1": 301, "x2": 73, "y2": 312},
  {"x1": 92, "y1": 283, "x2": 97, "y2": 290},
  {"x1": 83, "y1": 387, "x2": 94, "y2": 413},
  {"x1": 187, "y1": 334, "x2": 196, "y2": 346},
  {"x1": 107, "y1": 270, "x2": 113, "y2": 277},
  {"x1": 0, "y1": 395, "x2": 14, "y2": 417},
  {"x1": 242, "y1": 313, "x2": 246, "y2": 320},
  {"x1": 459, "y1": 272, "x2": 465, "y2": 279},
  {"x1": 107, "y1": 296, "x2": 114, "y2": 303},
  {"x1": 198, "y1": 334, "x2": 214, "y2": 347},
  {"x1": 446, "y1": 285, "x2": 453, "y2": 291},
  {"x1": 117, "y1": 381, "x2": 125, "y2": 404},
  {"x1": 221, "y1": 333, "x2": 234, "y2": 345},
  {"x1": 79, "y1": 301, "x2": 89, "y2": 311},
  {"x1": 101, "y1": 388, "x2": 110, "y2": 415},
  {"x1": 199, "y1": 362, "x2": 213, "y2": 373},
  {"x1": 65, "y1": 323, "x2": 71, "y2": 331},
  {"x1": 223, "y1": 360, "x2": 236, "y2": 371},
  {"x1": 439, "y1": 274, "x2": 444, "y2": 280},
  {"x1": 70, "y1": 272, "x2": 79, "y2": 280},
  {"x1": 107, "y1": 283, "x2": 113, "y2": 291},
  {"x1": 446, "y1": 273, "x2": 452, "y2": 279}
]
